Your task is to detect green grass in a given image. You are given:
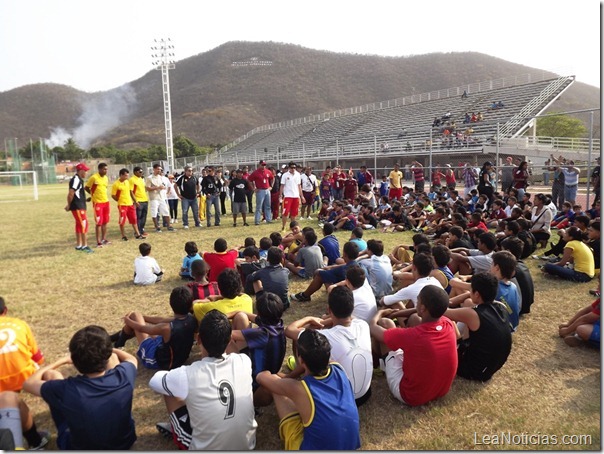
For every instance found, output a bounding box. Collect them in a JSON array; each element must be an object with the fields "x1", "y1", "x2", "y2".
[{"x1": 0, "y1": 184, "x2": 600, "y2": 450}]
